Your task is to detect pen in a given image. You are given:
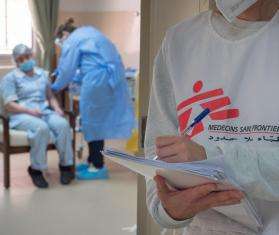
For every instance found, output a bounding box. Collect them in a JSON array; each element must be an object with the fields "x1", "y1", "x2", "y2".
[
  {"x1": 153, "y1": 108, "x2": 211, "y2": 160},
  {"x1": 181, "y1": 108, "x2": 211, "y2": 136}
]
